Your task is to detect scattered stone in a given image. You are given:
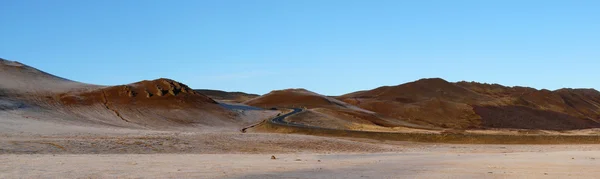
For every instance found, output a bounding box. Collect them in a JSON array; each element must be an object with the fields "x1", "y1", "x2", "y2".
[
  {"x1": 318, "y1": 160, "x2": 321, "y2": 162},
  {"x1": 295, "y1": 159, "x2": 302, "y2": 161},
  {"x1": 271, "y1": 155, "x2": 276, "y2": 160}
]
